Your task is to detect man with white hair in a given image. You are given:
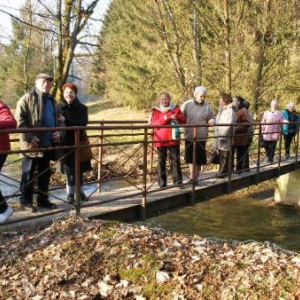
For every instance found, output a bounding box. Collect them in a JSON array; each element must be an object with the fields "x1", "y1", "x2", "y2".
[
  {"x1": 15, "y1": 73, "x2": 64, "y2": 211},
  {"x1": 180, "y1": 86, "x2": 215, "y2": 184},
  {"x1": 282, "y1": 102, "x2": 300, "y2": 159}
]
